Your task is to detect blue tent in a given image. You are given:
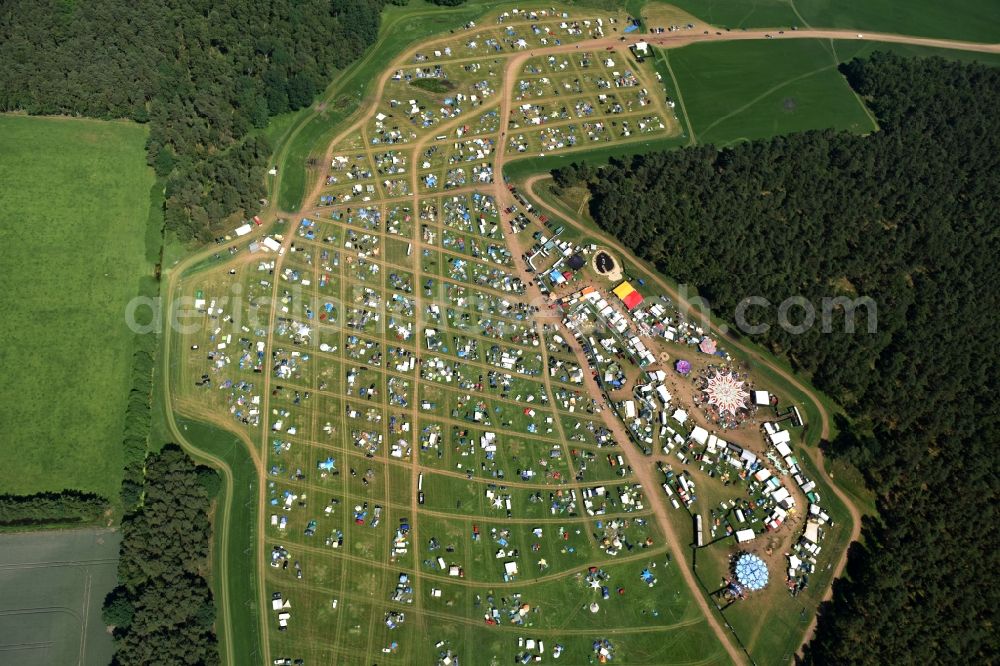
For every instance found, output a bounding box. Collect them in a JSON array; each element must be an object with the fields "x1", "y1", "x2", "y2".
[{"x1": 734, "y1": 553, "x2": 769, "y2": 591}]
